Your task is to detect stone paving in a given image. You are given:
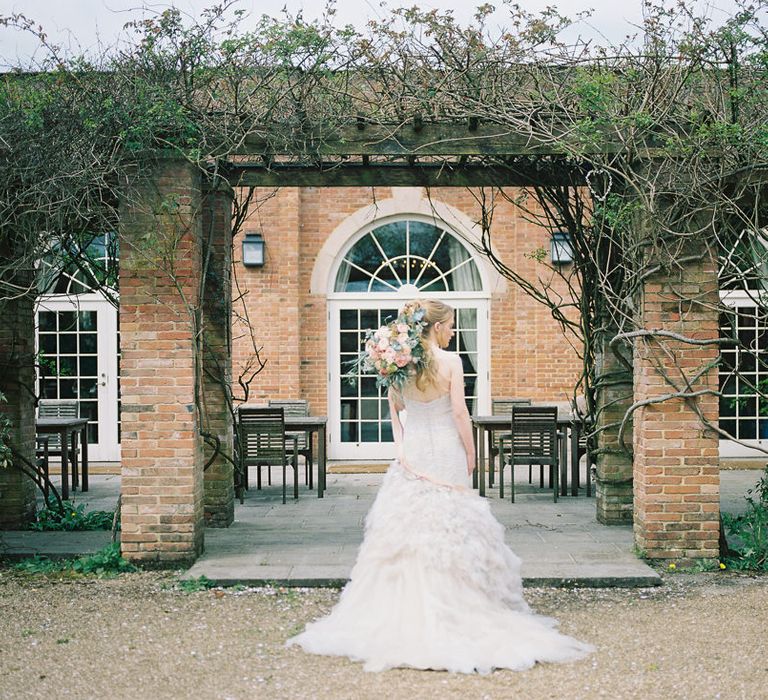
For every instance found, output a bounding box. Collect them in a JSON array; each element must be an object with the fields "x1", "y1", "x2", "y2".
[
  {"x1": 186, "y1": 471, "x2": 660, "y2": 587},
  {"x1": 1, "y1": 467, "x2": 764, "y2": 587}
]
